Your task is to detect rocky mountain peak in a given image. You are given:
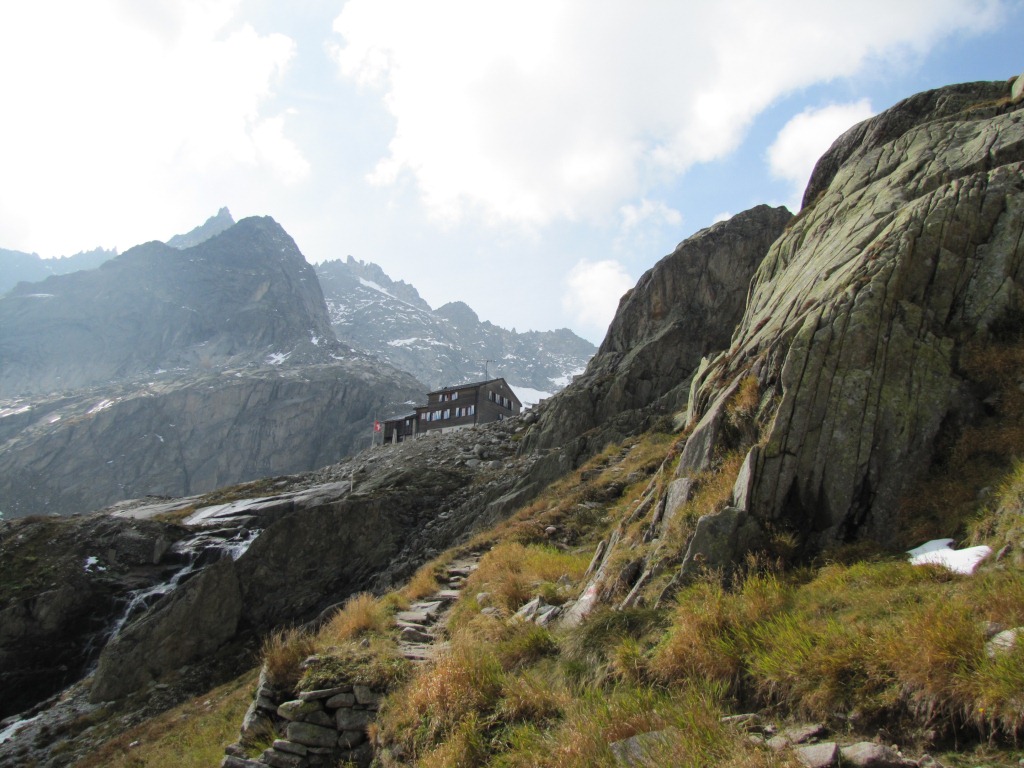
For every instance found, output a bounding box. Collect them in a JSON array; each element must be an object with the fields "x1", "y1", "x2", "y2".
[
  {"x1": 316, "y1": 259, "x2": 595, "y2": 394},
  {"x1": 165, "y1": 206, "x2": 236, "y2": 249},
  {"x1": 434, "y1": 300, "x2": 481, "y2": 326},
  {"x1": 0, "y1": 215, "x2": 341, "y2": 399}
]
